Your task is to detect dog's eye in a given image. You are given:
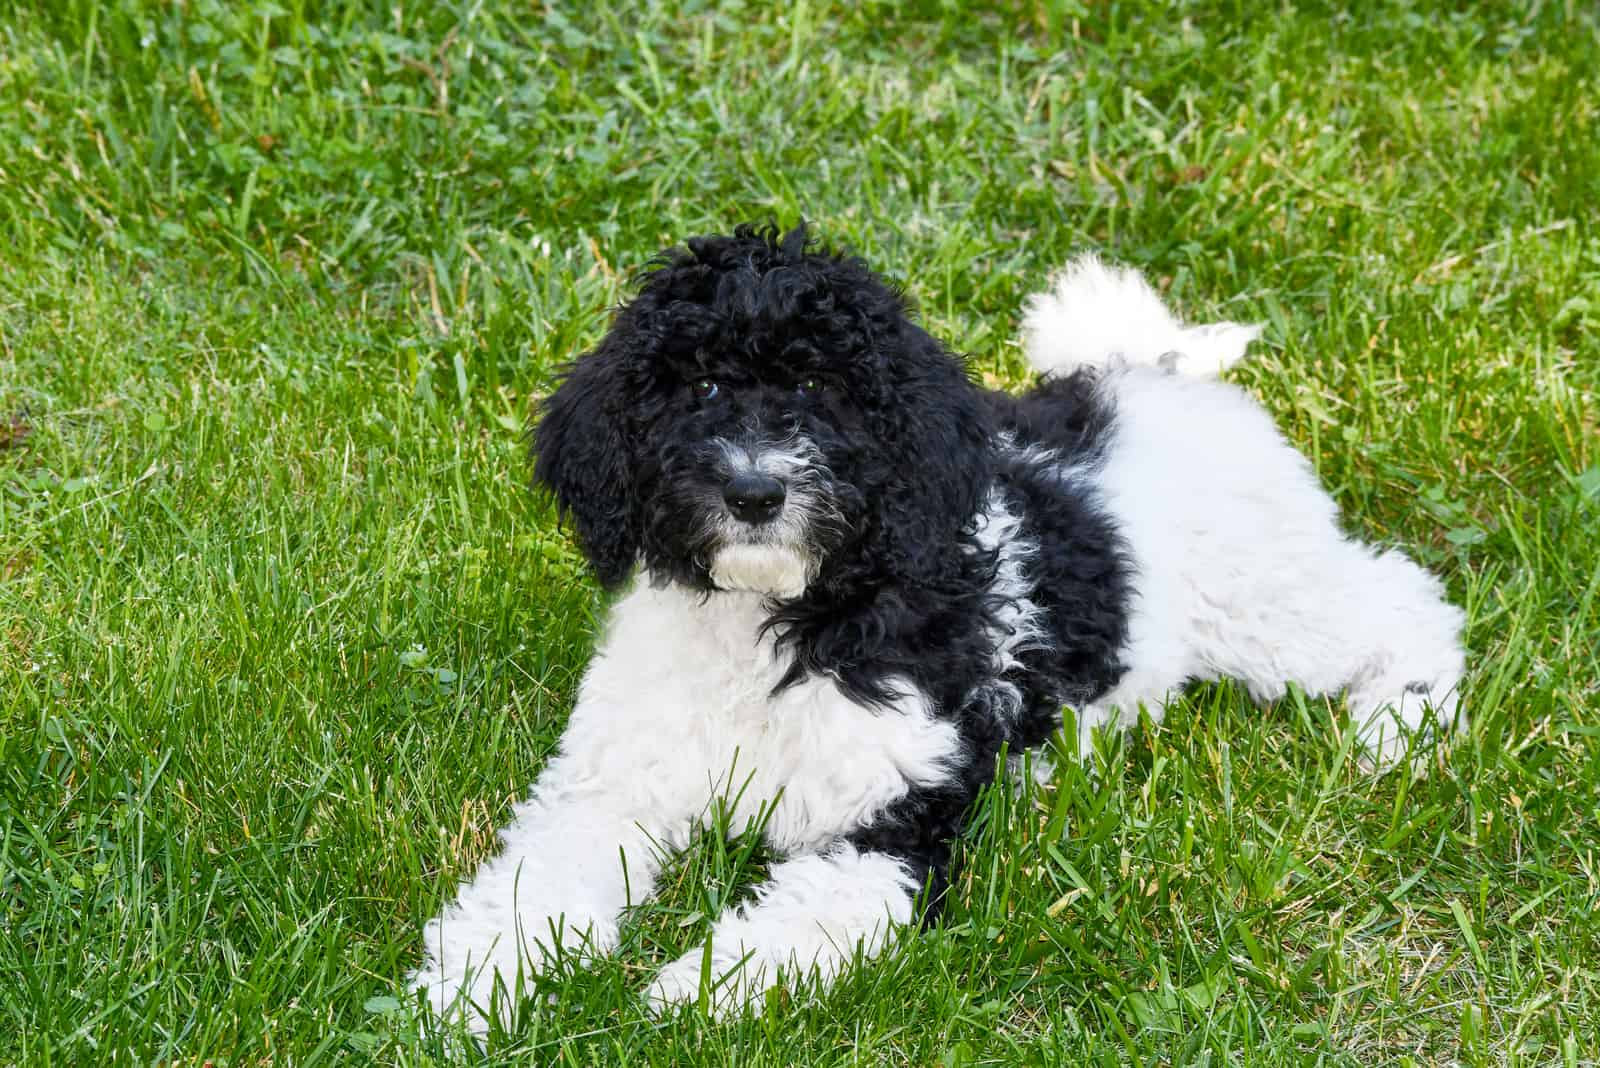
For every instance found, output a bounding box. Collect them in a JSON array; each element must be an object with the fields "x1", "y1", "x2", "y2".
[
  {"x1": 794, "y1": 377, "x2": 822, "y2": 396},
  {"x1": 691, "y1": 379, "x2": 719, "y2": 400}
]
